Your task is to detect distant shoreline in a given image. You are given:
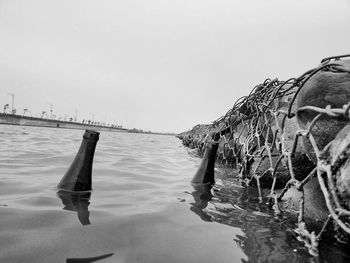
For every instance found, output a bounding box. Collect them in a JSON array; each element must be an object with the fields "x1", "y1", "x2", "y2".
[
  {"x1": 0, "y1": 113, "x2": 175, "y2": 136},
  {"x1": 0, "y1": 112, "x2": 126, "y2": 132}
]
